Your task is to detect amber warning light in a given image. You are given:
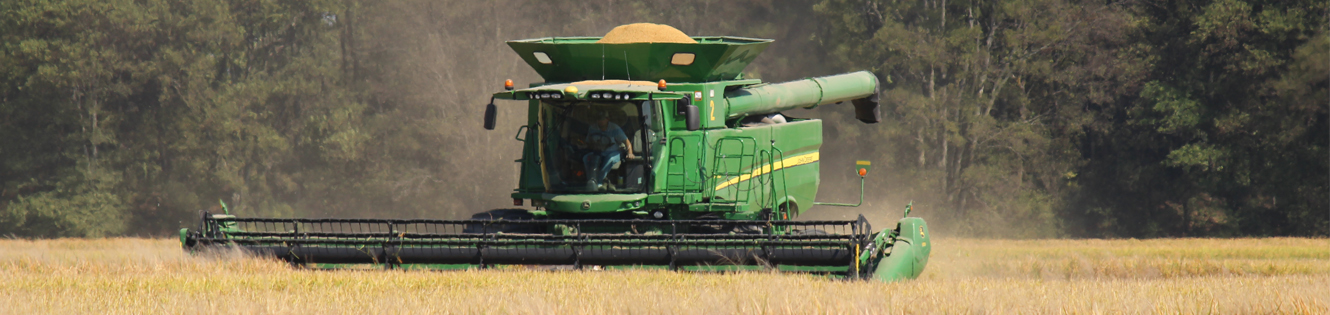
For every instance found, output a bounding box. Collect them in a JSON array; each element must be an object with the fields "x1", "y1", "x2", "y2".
[
  {"x1": 657, "y1": 79, "x2": 667, "y2": 91},
  {"x1": 504, "y1": 79, "x2": 514, "y2": 90},
  {"x1": 856, "y1": 160, "x2": 871, "y2": 177}
]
